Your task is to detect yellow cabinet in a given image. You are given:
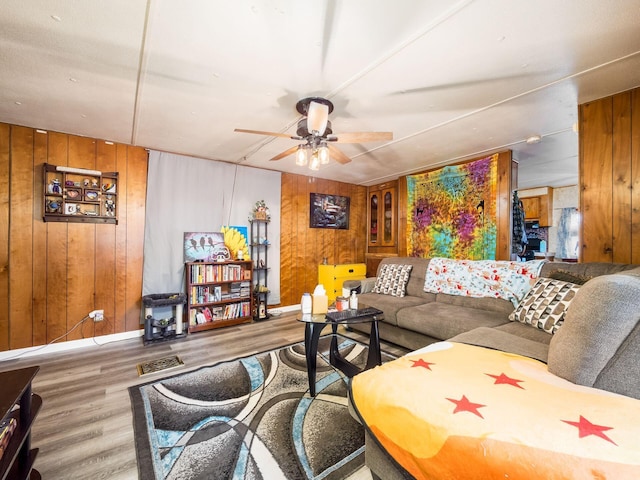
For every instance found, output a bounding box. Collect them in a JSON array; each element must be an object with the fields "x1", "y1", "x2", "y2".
[
  {"x1": 368, "y1": 181, "x2": 397, "y2": 248},
  {"x1": 318, "y1": 263, "x2": 366, "y2": 303}
]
